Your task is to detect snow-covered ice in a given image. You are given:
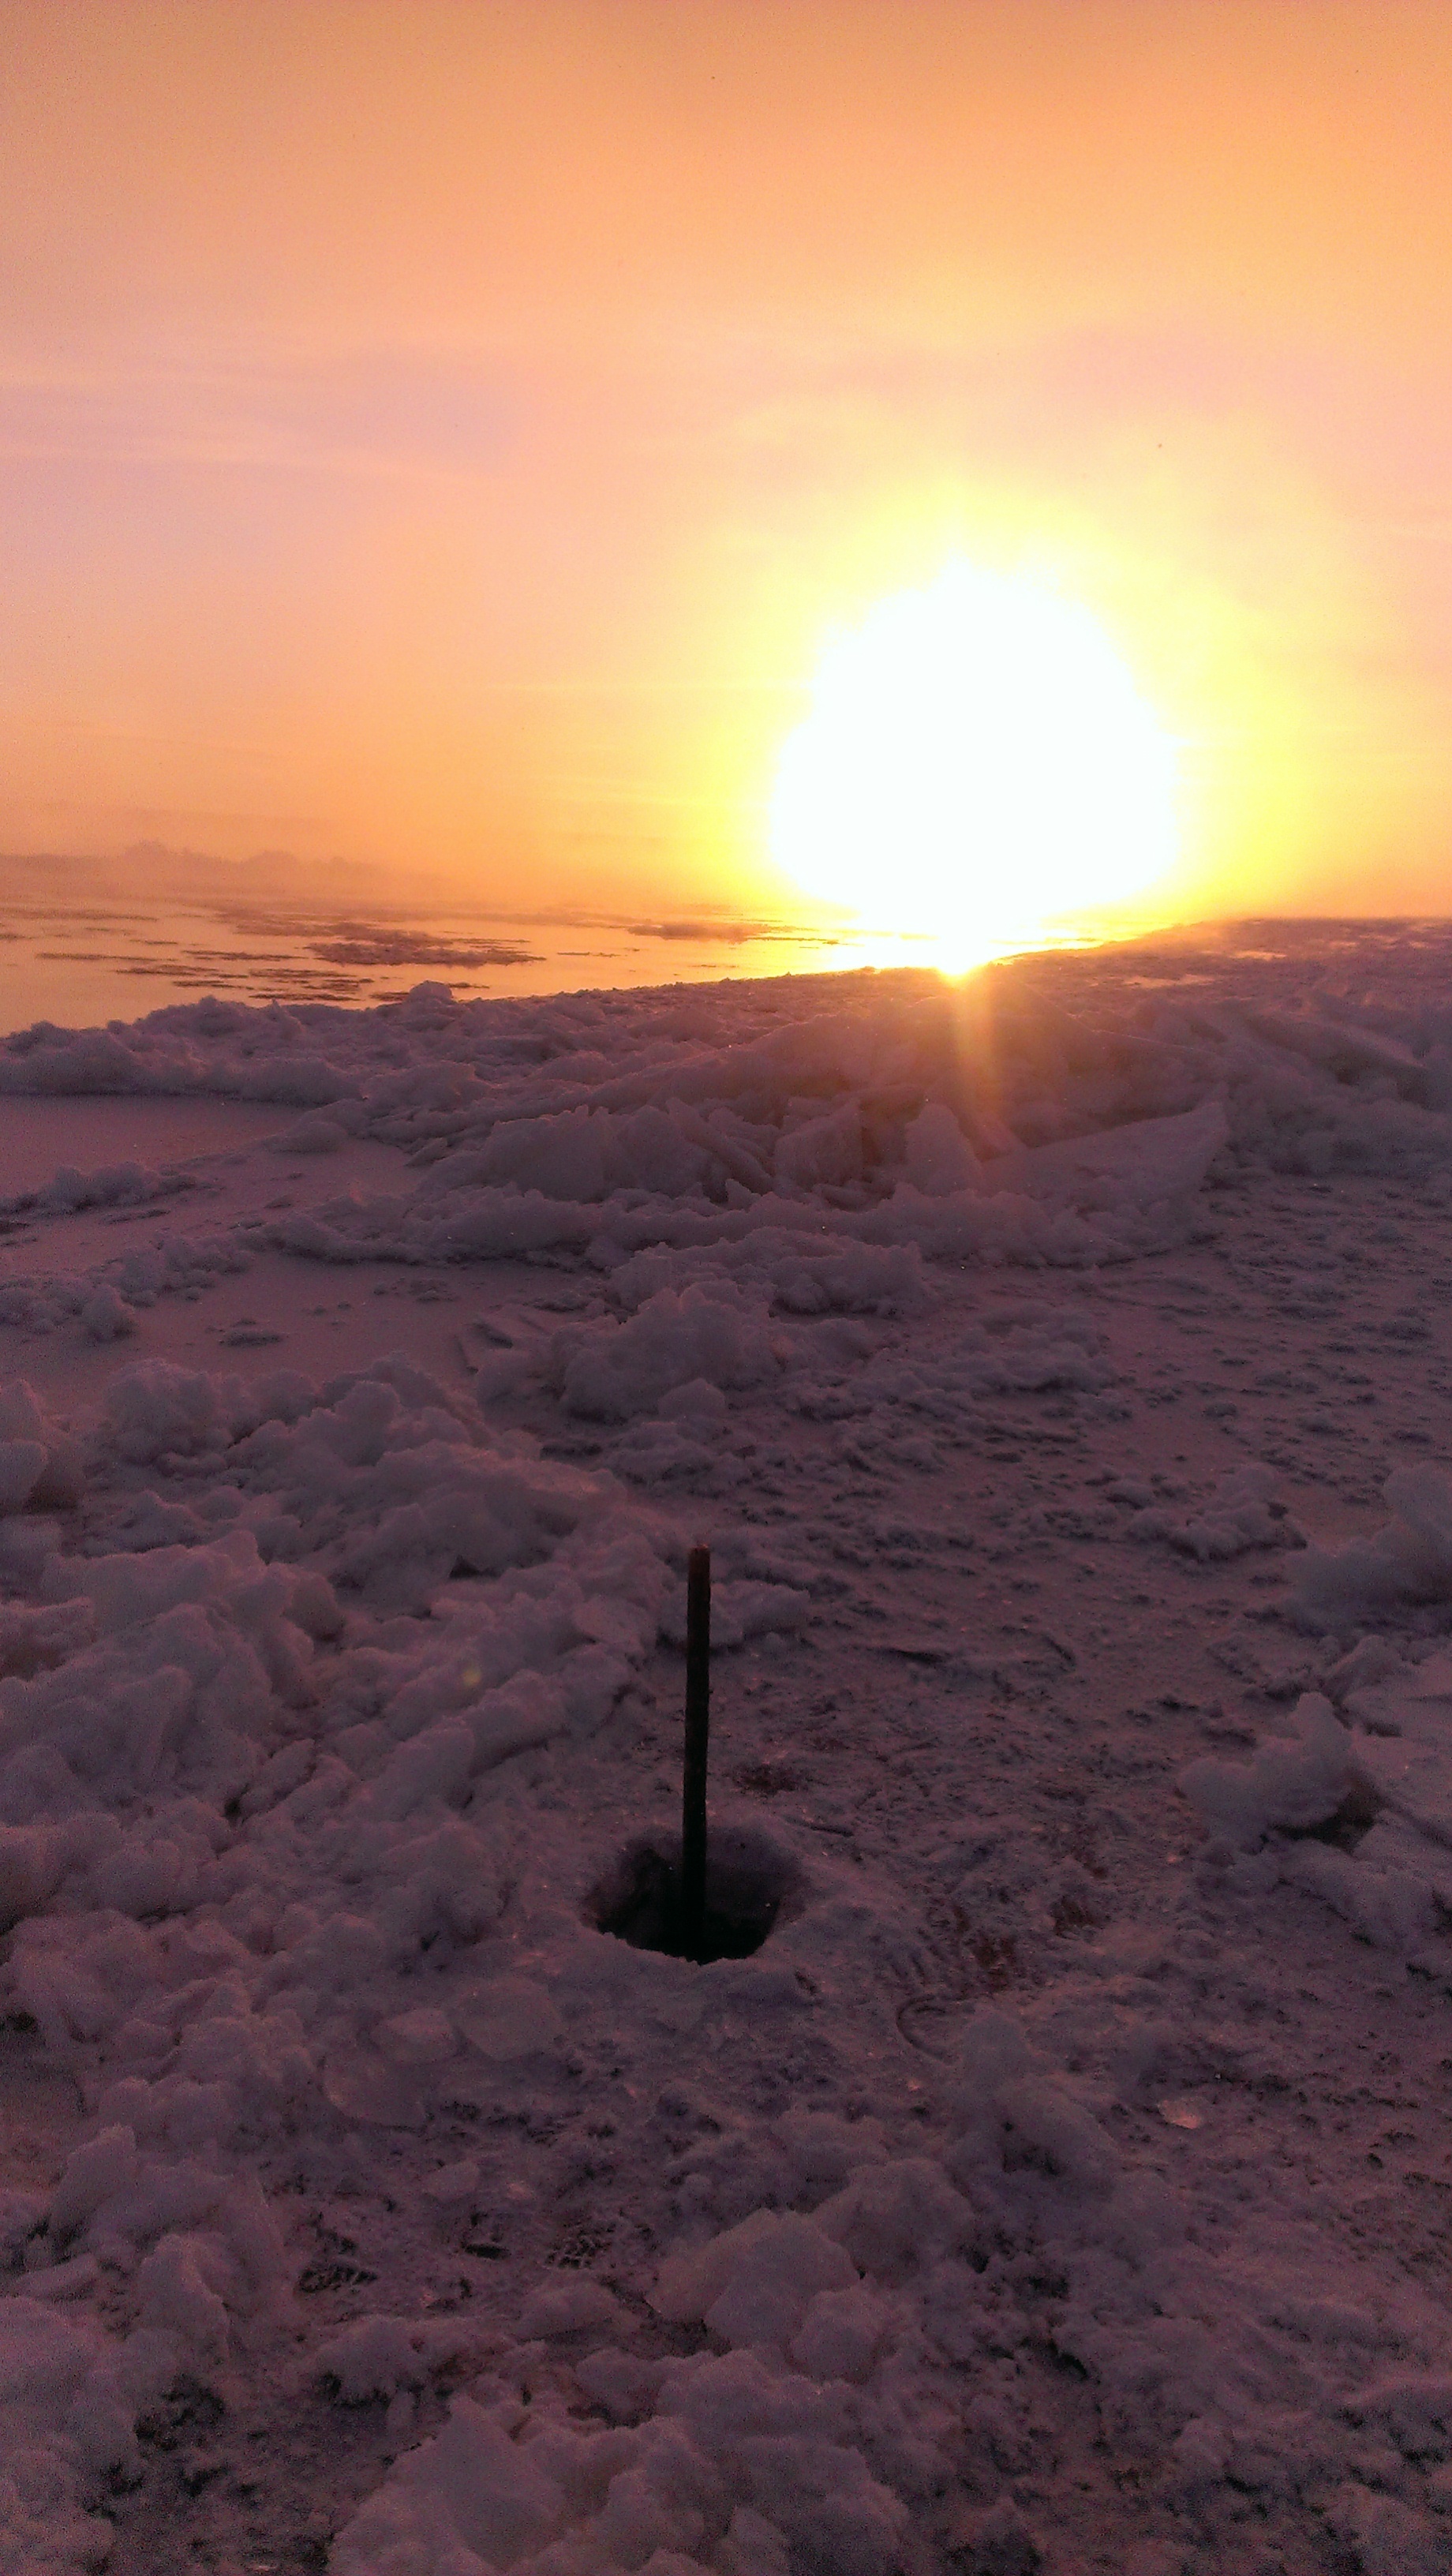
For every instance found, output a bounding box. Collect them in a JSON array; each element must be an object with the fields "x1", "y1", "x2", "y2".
[{"x1": 4, "y1": 928, "x2": 1452, "y2": 2572}]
